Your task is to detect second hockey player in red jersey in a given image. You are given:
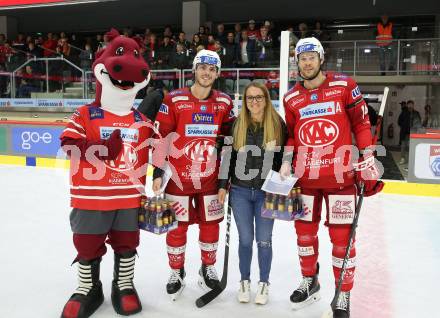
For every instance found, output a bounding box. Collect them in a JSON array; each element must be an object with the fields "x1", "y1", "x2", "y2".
[
  {"x1": 152, "y1": 49, "x2": 234, "y2": 300},
  {"x1": 280, "y1": 37, "x2": 384, "y2": 318}
]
